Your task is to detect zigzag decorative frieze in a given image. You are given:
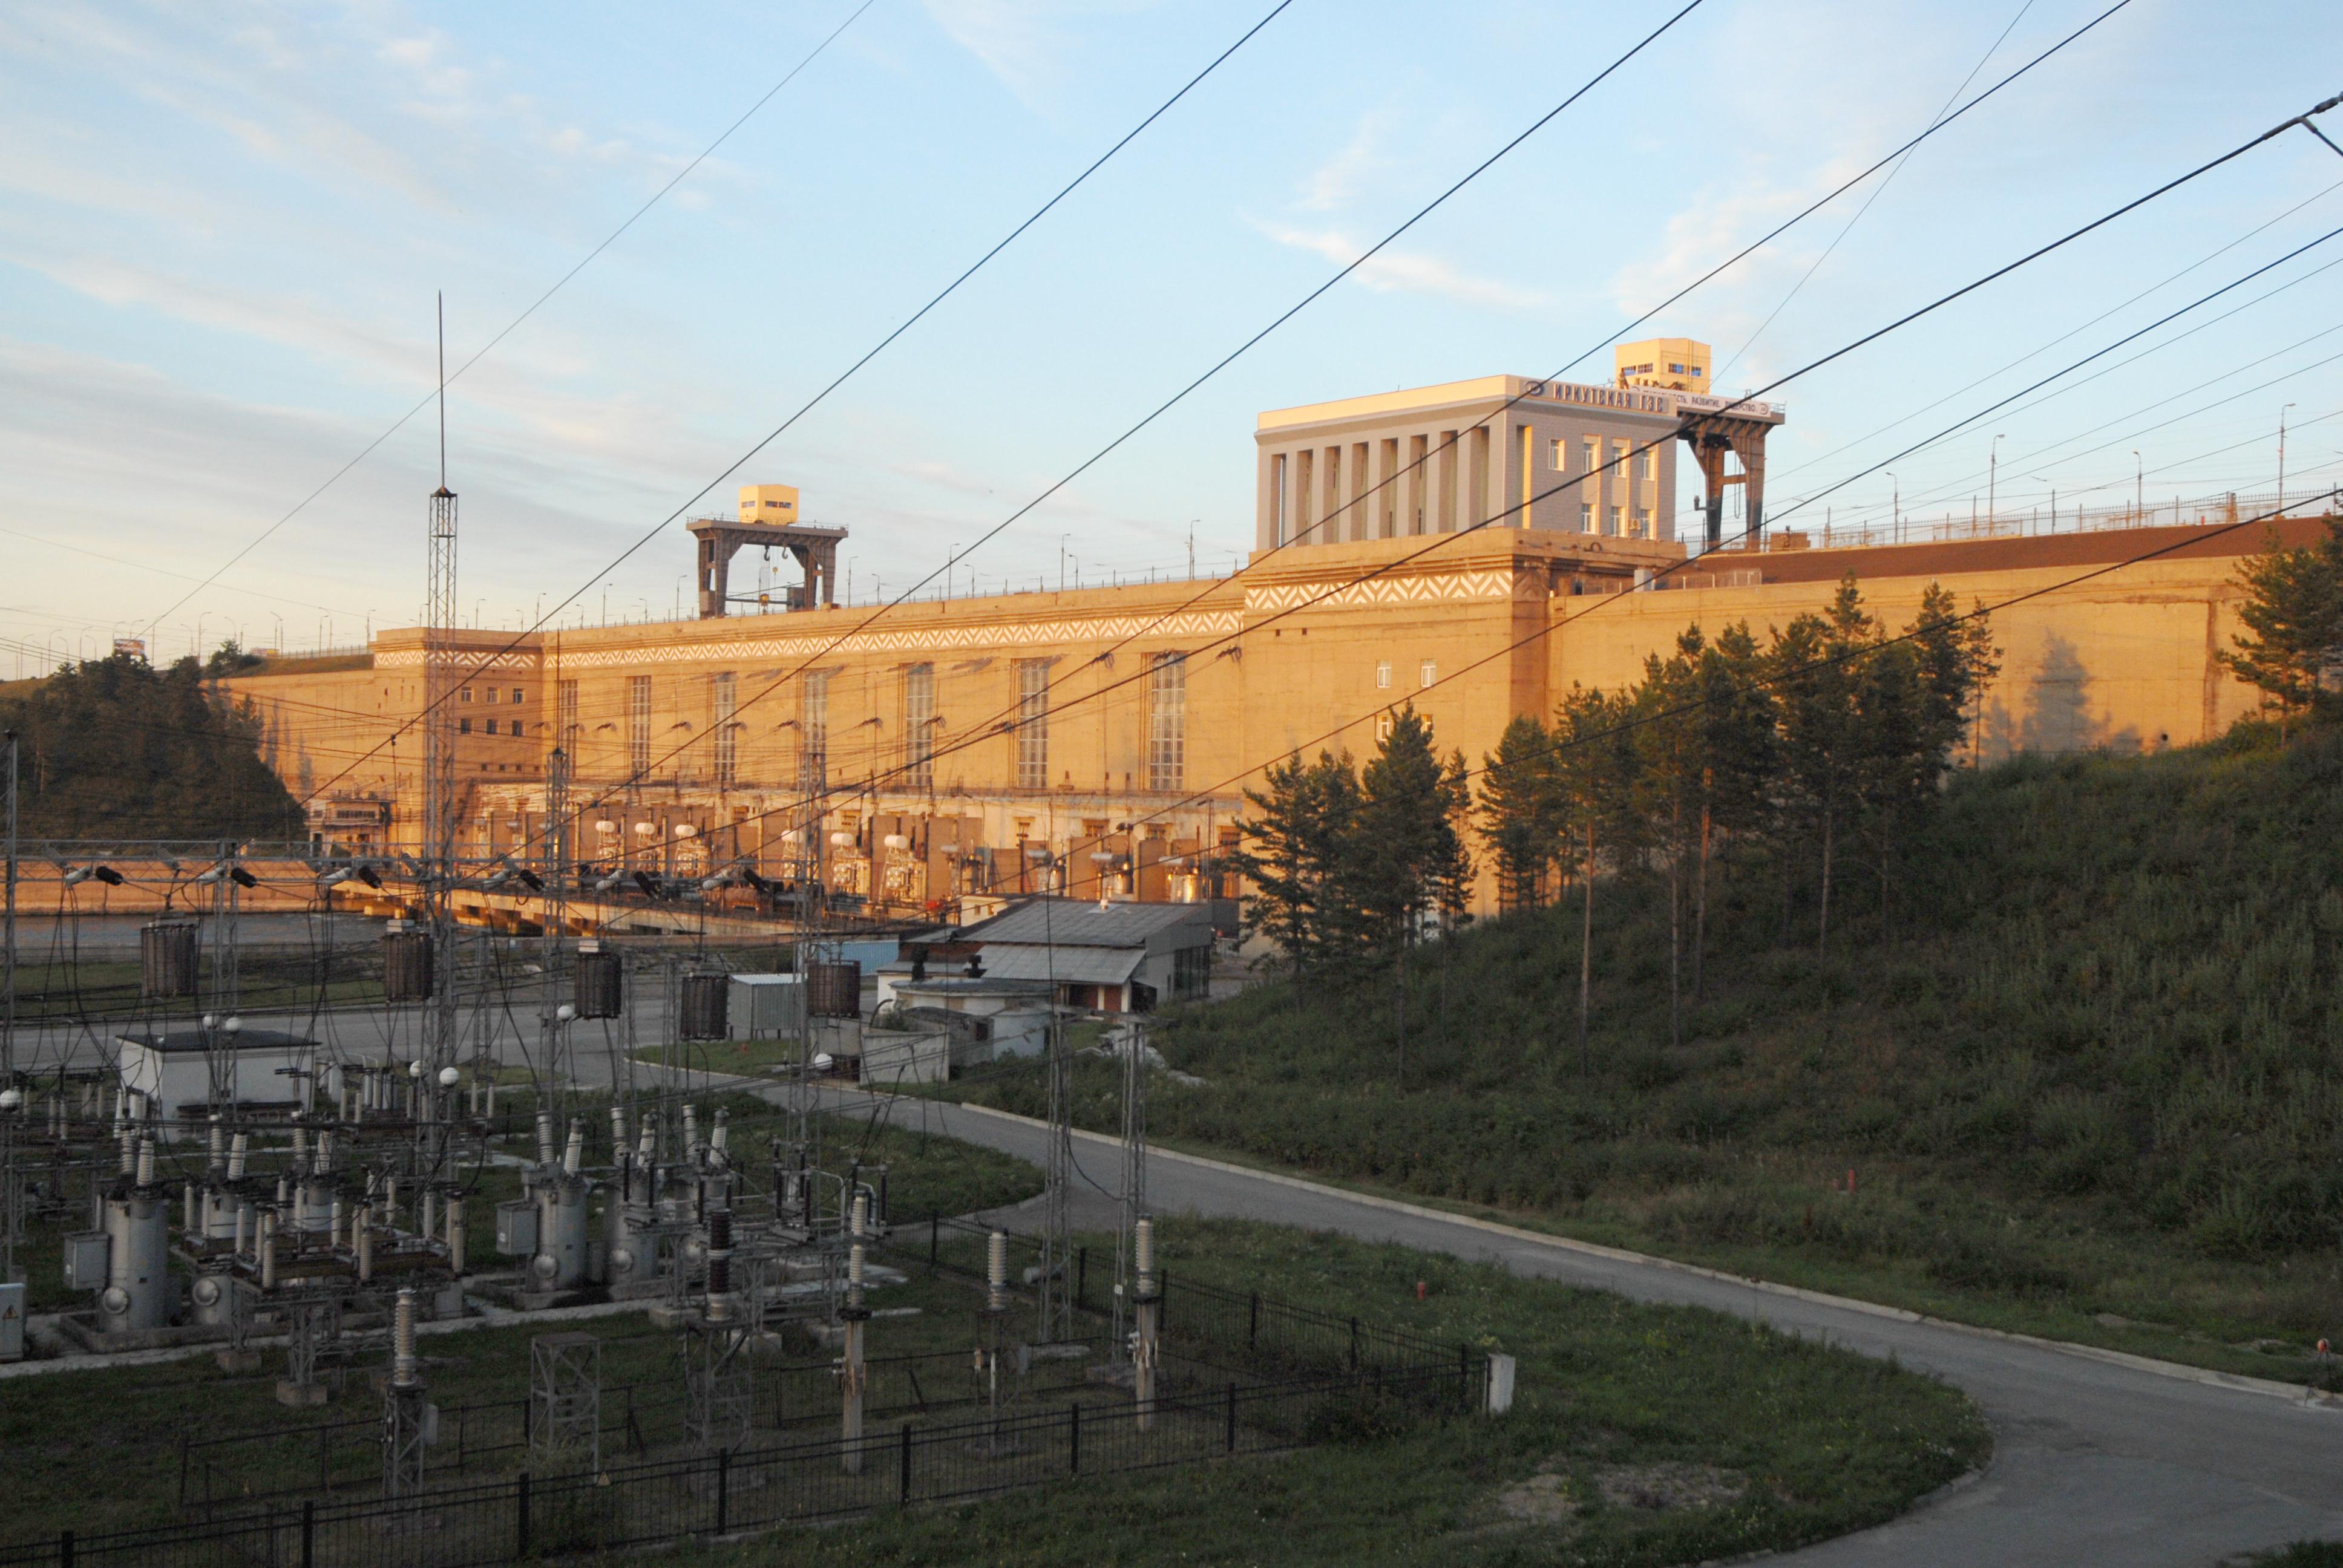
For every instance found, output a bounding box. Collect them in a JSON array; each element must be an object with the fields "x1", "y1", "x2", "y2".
[
  {"x1": 382, "y1": 610, "x2": 1246, "y2": 671},
  {"x1": 375, "y1": 650, "x2": 536, "y2": 671},
  {"x1": 1242, "y1": 569, "x2": 1516, "y2": 615}
]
